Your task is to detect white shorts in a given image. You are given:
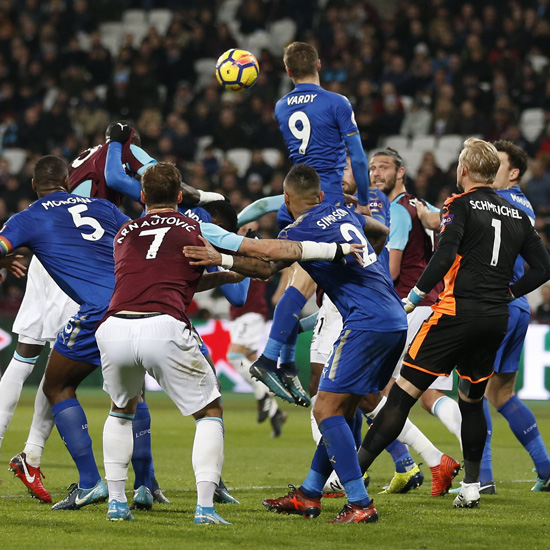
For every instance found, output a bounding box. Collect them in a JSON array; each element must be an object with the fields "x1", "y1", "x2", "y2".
[
  {"x1": 310, "y1": 294, "x2": 343, "y2": 365},
  {"x1": 97, "y1": 314, "x2": 221, "y2": 415},
  {"x1": 229, "y1": 312, "x2": 266, "y2": 352},
  {"x1": 394, "y1": 305, "x2": 453, "y2": 391},
  {"x1": 13, "y1": 256, "x2": 79, "y2": 344}
]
